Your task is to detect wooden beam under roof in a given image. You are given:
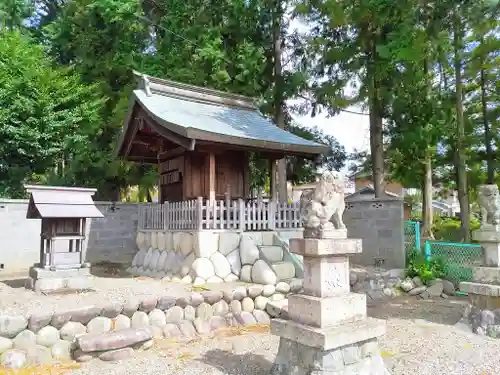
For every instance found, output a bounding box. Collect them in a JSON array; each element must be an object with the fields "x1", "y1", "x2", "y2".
[{"x1": 137, "y1": 108, "x2": 195, "y2": 151}]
